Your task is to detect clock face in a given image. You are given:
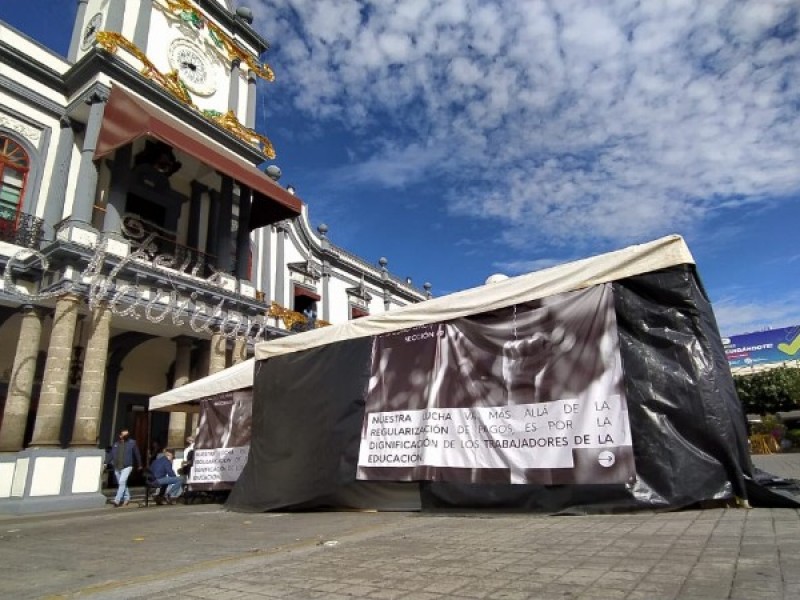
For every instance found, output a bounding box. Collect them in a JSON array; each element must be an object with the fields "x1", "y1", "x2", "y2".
[
  {"x1": 81, "y1": 12, "x2": 103, "y2": 50},
  {"x1": 168, "y1": 39, "x2": 217, "y2": 97}
]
